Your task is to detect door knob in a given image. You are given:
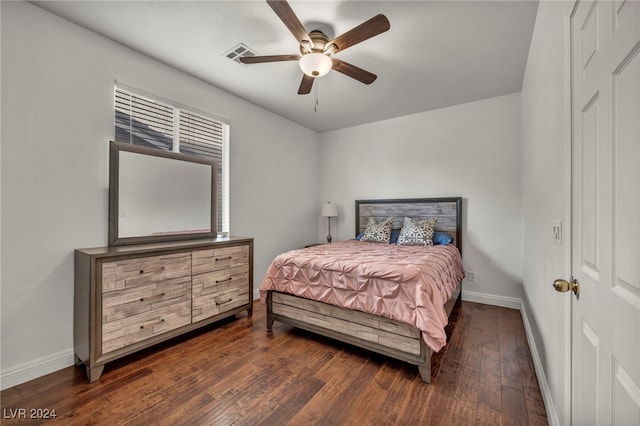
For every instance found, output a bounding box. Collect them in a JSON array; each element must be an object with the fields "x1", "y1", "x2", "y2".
[{"x1": 553, "y1": 278, "x2": 579, "y2": 298}]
